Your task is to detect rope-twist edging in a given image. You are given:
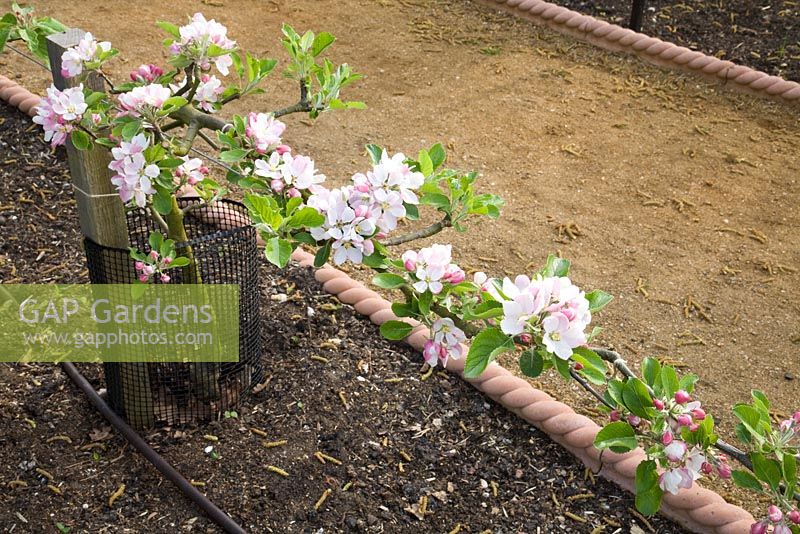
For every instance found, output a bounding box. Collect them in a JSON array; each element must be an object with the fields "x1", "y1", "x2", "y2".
[
  {"x1": 0, "y1": 74, "x2": 755, "y2": 533},
  {"x1": 477, "y1": 0, "x2": 800, "y2": 105}
]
